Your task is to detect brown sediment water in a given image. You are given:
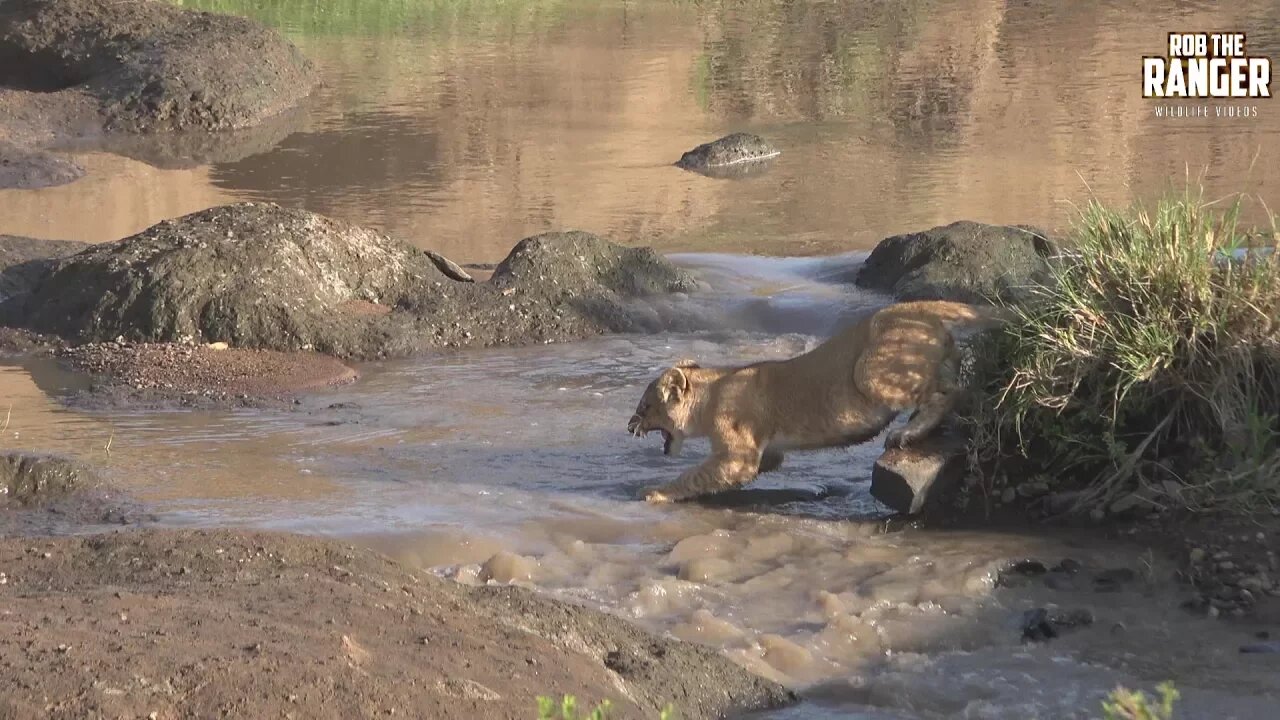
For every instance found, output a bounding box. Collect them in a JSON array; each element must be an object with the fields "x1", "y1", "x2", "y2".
[{"x1": 2, "y1": 257, "x2": 1278, "y2": 718}]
